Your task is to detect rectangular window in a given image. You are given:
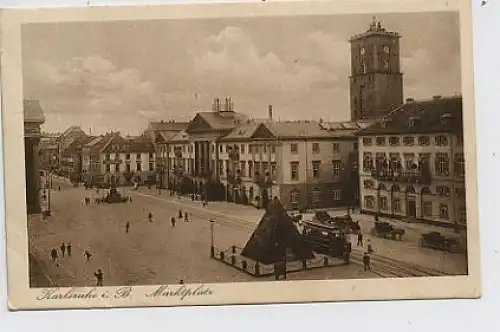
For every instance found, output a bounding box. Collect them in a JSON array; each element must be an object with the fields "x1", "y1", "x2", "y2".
[
  {"x1": 332, "y1": 143, "x2": 340, "y2": 154},
  {"x1": 218, "y1": 161, "x2": 223, "y2": 176},
  {"x1": 219, "y1": 145, "x2": 223, "y2": 153},
  {"x1": 126, "y1": 163, "x2": 131, "y2": 172},
  {"x1": 312, "y1": 189, "x2": 321, "y2": 203},
  {"x1": 435, "y1": 135, "x2": 449, "y2": 146},
  {"x1": 436, "y1": 186, "x2": 451, "y2": 197},
  {"x1": 455, "y1": 187, "x2": 466, "y2": 198},
  {"x1": 363, "y1": 152, "x2": 373, "y2": 171},
  {"x1": 137, "y1": 163, "x2": 142, "y2": 171},
  {"x1": 404, "y1": 153, "x2": 415, "y2": 170},
  {"x1": 332, "y1": 160, "x2": 341, "y2": 177},
  {"x1": 248, "y1": 161, "x2": 253, "y2": 177},
  {"x1": 333, "y1": 189, "x2": 341, "y2": 201},
  {"x1": 459, "y1": 207, "x2": 467, "y2": 223},
  {"x1": 312, "y1": 161, "x2": 321, "y2": 178},
  {"x1": 389, "y1": 137, "x2": 399, "y2": 146},
  {"x1": 291, "y1": 143, "x2": 298, "y2": 154},
  {"x1": 403, "y1": 136, "x2": 415, "y2": 146},
  {"x1": 240, "y1": 161, "x2": 246, "y2": 177},
  {"x1": 290, "y1": 190, "x2": 299, "y2": 204},
  {"x1": 126, "y1": 153, "x2": 130, "y2": 160},
  {"x1": 363, "y1": 180, "x2": 374, "y2": 189},
  {"x1": 271, "y1": 145, "x2": 276, "y2": 154},
  {"x1": 105, "y1": 154, "x2": 110, "y2": 160},
  {"x1": 149, "y1": 152, "x2": 154, "y2": 159},
  {"x1": 379, "y1": 196, "x2": 388, "y2": 210},
  {"x1": 418, "y1": 136, "x2": 430, "y2": 146},
  {"x1": 454, "y1": 153, "x2": 465, "y2": 177},
  {"x1": 393, "y1": 198, "x2": 402, "y2": 212},
  {"x1": 263, "y1": 144, "x2": 267, "y2": 154},
  {"x1": 312, "y1": 143, "x2": 320, "y2": 153},
  {"x1": 240, "y1": 144, "x2": 245, "y2": 154},
  {"x1": 423, "y1": 201, "x2": 433, "y2": 217},
  {"x1": 290, "y1": 162, "x2": 299, "y2": 181},
  {"x1": 376, "y1": 137, "x2": 386, "y2": 146},
  {"x1": 105, "y1": 164, "x2": 110, "y2": 172},
  {"x1": 271, "y1": 162, "x2": 277, "y2": 179},
  {"x1": 362, "y1": 137, "x2": 372, "y2": 146},
  {"x1": 364, "y1": 196, "x2": 375, "y2": 209},
  {"x1": 435, "y1": 153, "x2": 450, "y2": 176},
  {"x1": 439, "y1": 203, "x2": 449, "y2": 219},
  {"x1": 149, "y1": 162, "x2": 154, "y2": 171}
]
